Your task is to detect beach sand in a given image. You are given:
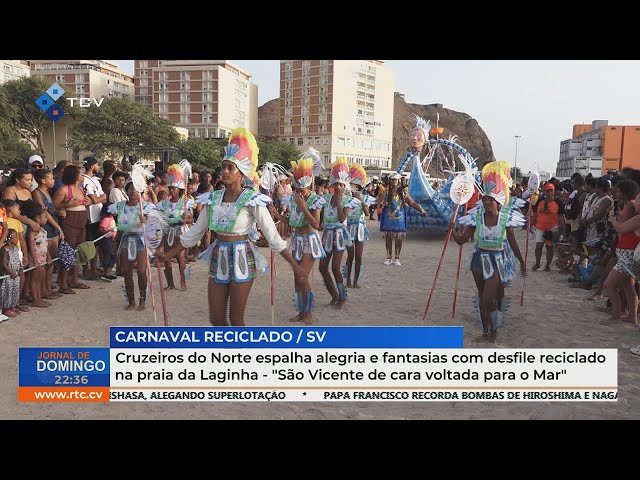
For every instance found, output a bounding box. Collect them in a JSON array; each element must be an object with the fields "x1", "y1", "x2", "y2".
[{"x1": 1, "y1": 221, "x2": 638, "y2": 420}]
